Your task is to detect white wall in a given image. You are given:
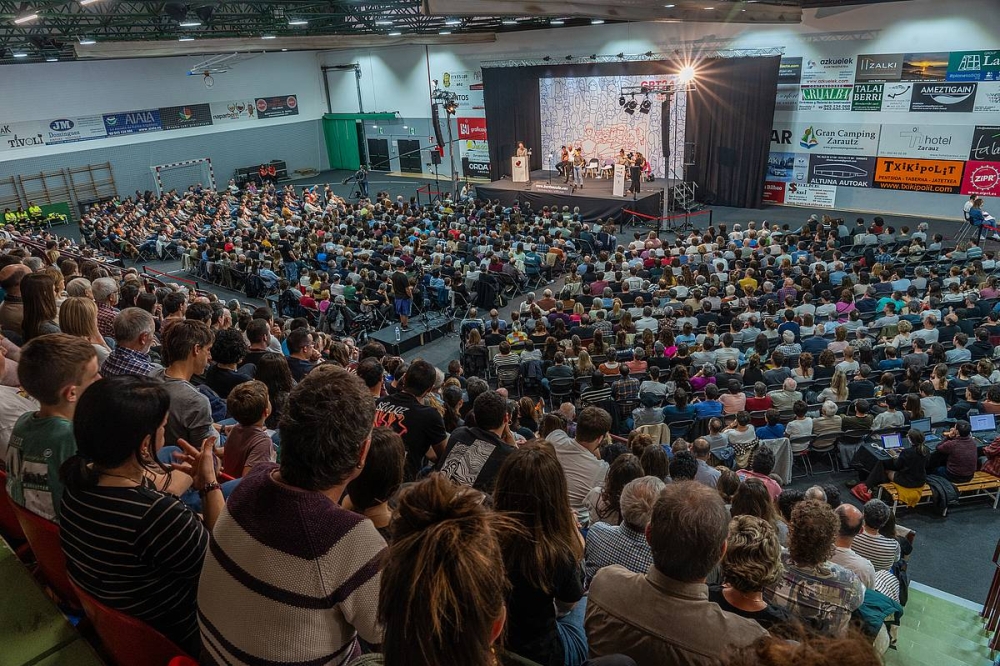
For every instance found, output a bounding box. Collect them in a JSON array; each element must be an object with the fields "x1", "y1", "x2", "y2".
[{"x1": 0, "y1": 50, "x2": 326, "y2": 162}]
